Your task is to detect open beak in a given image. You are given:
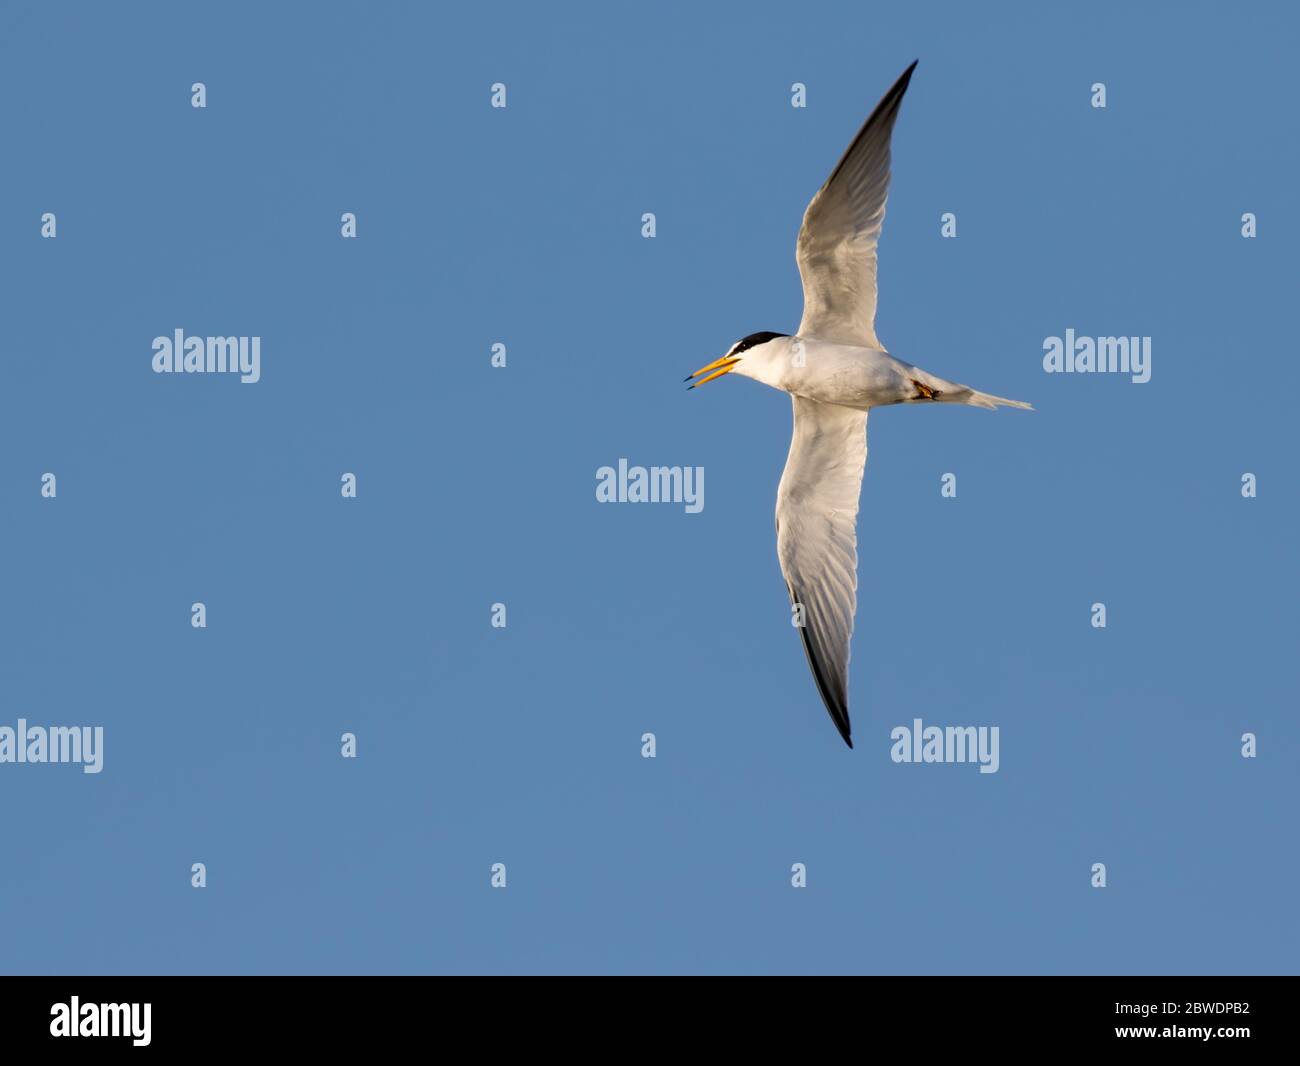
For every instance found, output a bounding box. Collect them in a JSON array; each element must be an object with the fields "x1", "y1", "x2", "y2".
[{"x1": 684, "y1": 356, "x2": 740, "y2": 389}]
